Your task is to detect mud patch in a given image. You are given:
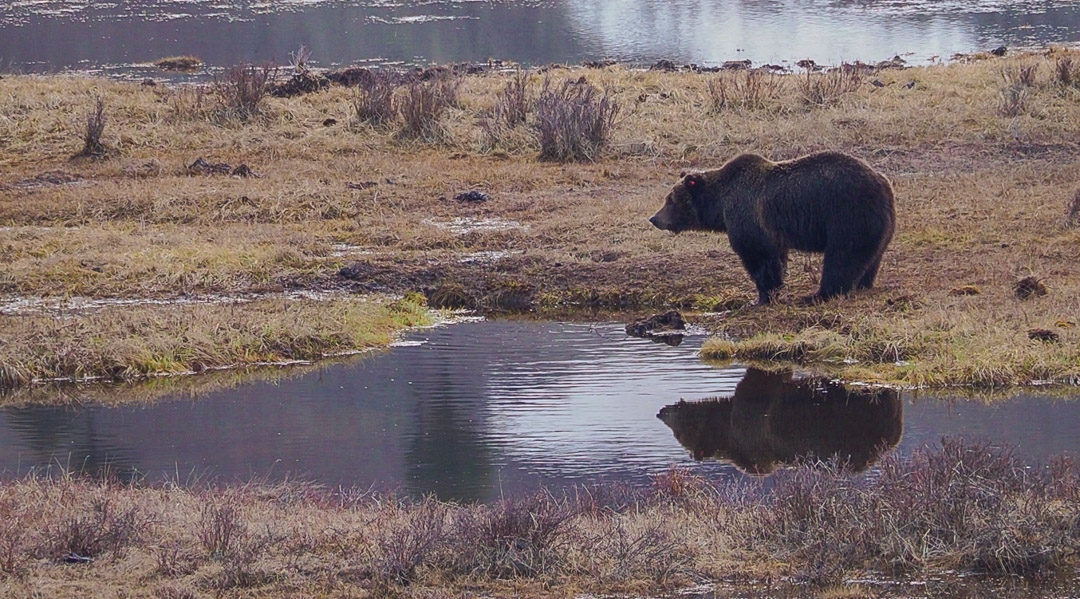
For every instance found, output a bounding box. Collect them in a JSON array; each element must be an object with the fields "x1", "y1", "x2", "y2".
[
  {"x1": 423, "y1": 217, "x2": 525, "y2": 235},
  {"x1": 2, "y1": 171, "x2": 86, "y2": 192}
]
